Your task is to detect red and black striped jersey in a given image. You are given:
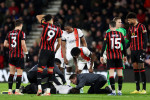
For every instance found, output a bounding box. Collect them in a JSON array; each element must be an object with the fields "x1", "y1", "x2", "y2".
[
  {"x1": 127, "y1": 23, "x2": 147, "y2": 51},
  {"x1": 101, "y1": 31, "x2": 126, "y2": 60},
  {"x1": 40, "y1": 22, "x2": 62, "y2": 51},
  {"x1": 5, "y1": 30, "x2": 25, "y2": 58}
]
